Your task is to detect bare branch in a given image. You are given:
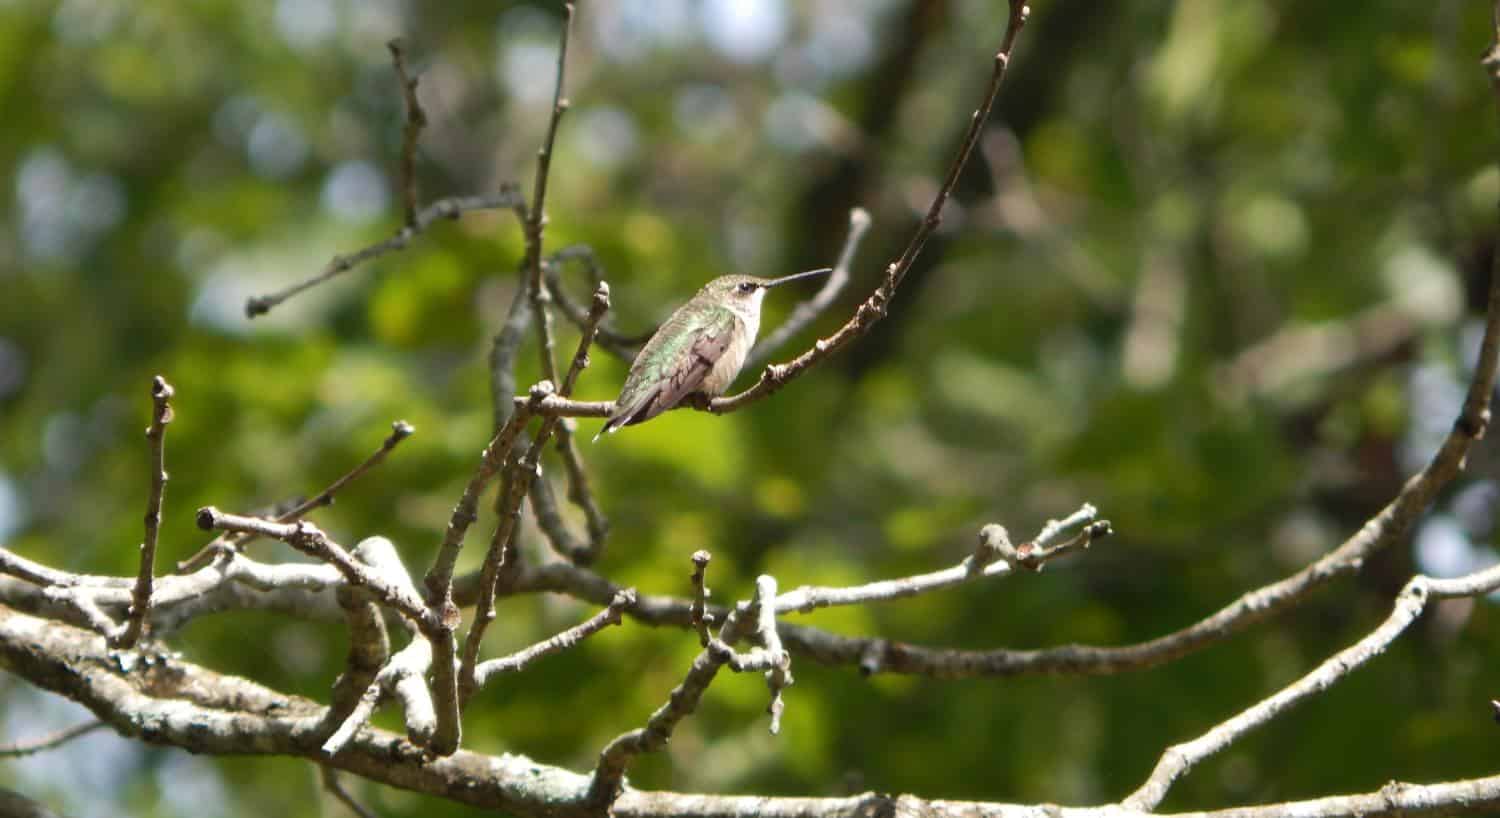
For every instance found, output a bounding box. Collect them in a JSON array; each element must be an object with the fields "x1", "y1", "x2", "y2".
[
  {"x1": 551, "y1": 418, "x2": 610, "y2": 564},
  {"x1": 425, "y1": 406, "x2": 536, "y2": 600},
  {"x1": 0, "y1": 721, "x2": 104, "y2": 757},
  {"x1": 512, "y1": 394, "x2": 611, "y2": 418},
  {"x1": 528, "y1": 3, "x2": 573, "y2": 257},
  {"x1": 387, "y1": 38, "x2": 426, "y2": 228},
  {"x1": 770, "y1": 506, "x2": 1106, "y2": 617},
  {"x1": 0, "y1": 546, "x2": 130, "y2": 591},
  {"x1": 112, "y1": 375, "x2": 174, "y2": 649},
  {"x1": 472, "y1": 589, "x2": 634, "y2": 689},
  {"x1": 749, "y1": 207, "x2": 873, "y2": 367},
  {"x1": 523, "y1": 3, "x2": 576, "y2": 388},
  {"x1": 432, "y1": 507, "x2": 1111, "y2": 682},
  {"x1": 489, "y1": 254, "x2": 535, "y2": 431},
  {"x1": 456, "y1": 382, "x2": 558, "y2": 711},
  {"x1": 689, "y1": 550, "x2": 713, "y2": 647},
  {"x1": 10, "y1": 601, "x2": 1500, "y2": 817},
  {"x1": 177, "y1": 420, "x2": 414, "y2": 574},
  {"x1": 246, "y1": 191, "x2": 526, "y2": 317},
  {"x1": 528, "y1": 474, "x2": 588, "y2": 561},
  {"x1": 1125, "y1": 564, "x2": 1500, "y2": 811},
  {"x1": 588, "y1": 568, "x2": 737, "y2": 808},
  {"x1": 194, "y1": 509, "x2": 432, "y2": 630}
]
